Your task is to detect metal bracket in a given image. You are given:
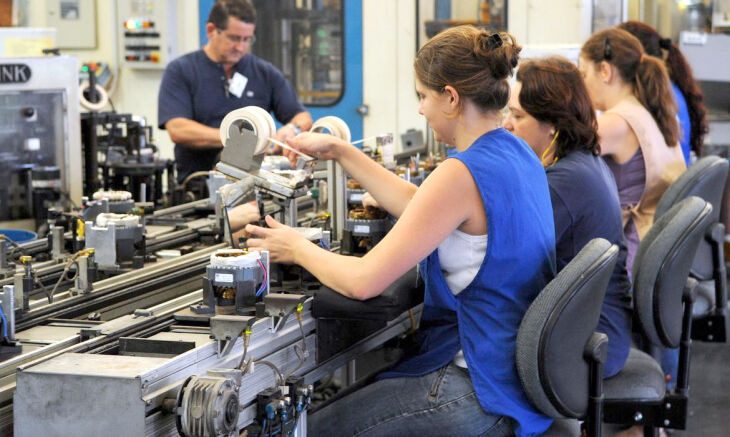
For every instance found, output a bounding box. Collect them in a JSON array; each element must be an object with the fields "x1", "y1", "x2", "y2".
[
  {"x1": 603, "y1": 394, "x2": 688, "y2": 430},
  {"x1": 219, "y1": 122, "x2": 264, "y2": 174},
  {"x1": 210, "y1": 315, "x2": 256, "y2": 357},
  {"x1": 264, "y1": 293, "x2": 307, "y2": 332},
  {"x1": 1, "y1": 285, "x2": 17, "y2": 342},
  {"x1": 133, "y1": 309, "x2": 154, "y2": 318}
]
